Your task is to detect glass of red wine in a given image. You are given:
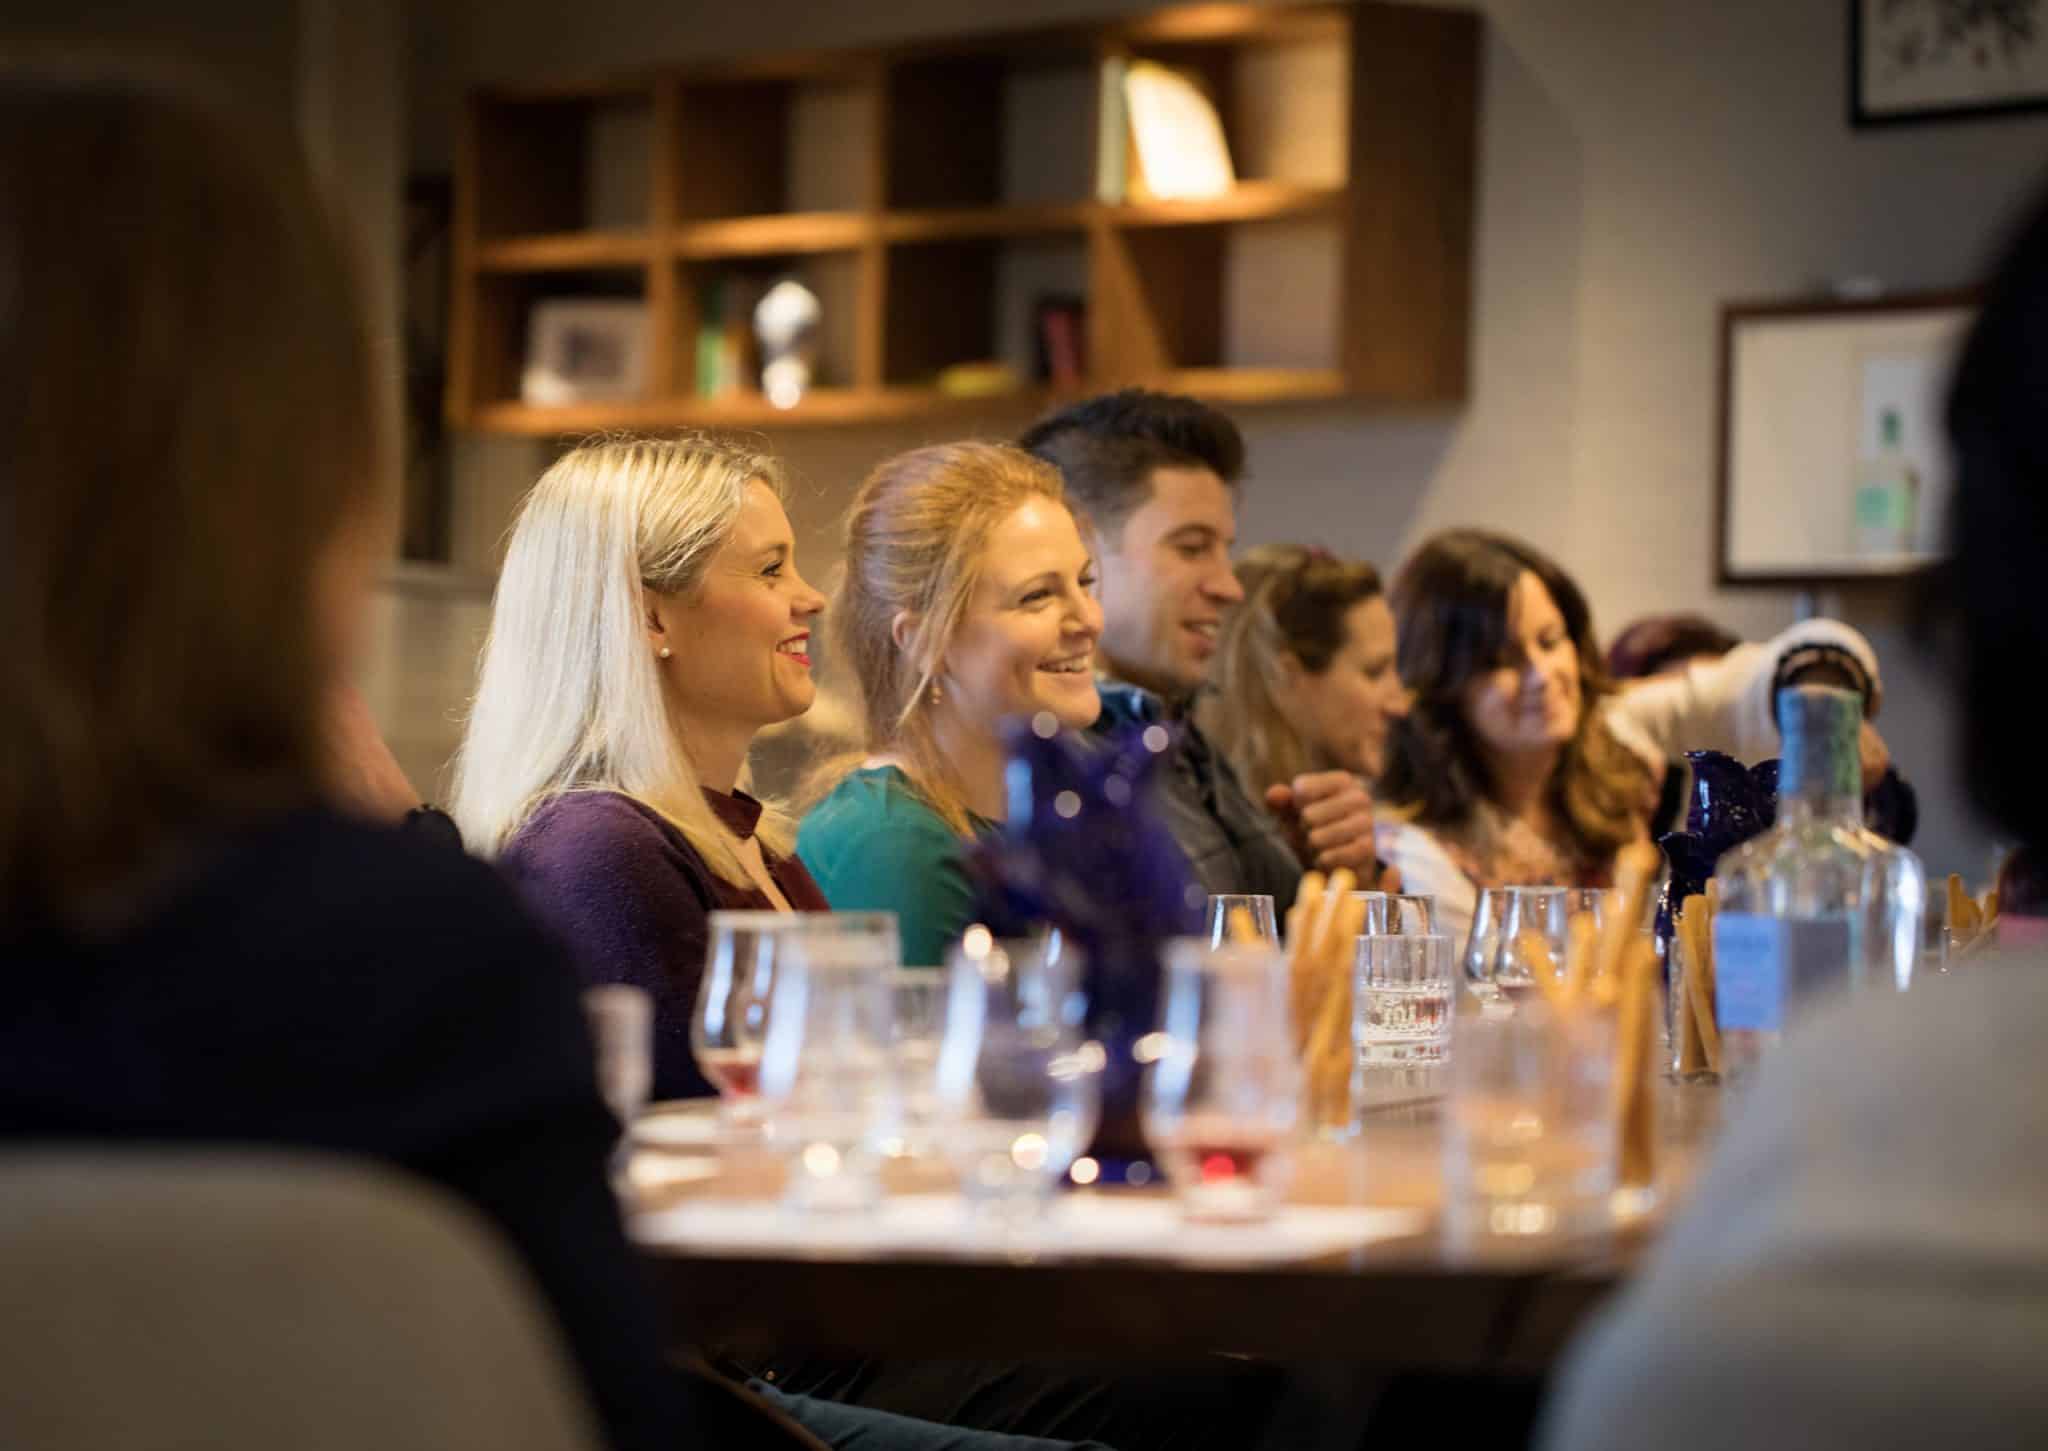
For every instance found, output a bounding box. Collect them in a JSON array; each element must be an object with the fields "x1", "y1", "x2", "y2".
[
  {"x1": 693, "y1": 913, "x2": 789, "y2": 1132},
  {"x1": 1142, "y1": 939, "x2": 1300, "y2": 1223}
]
